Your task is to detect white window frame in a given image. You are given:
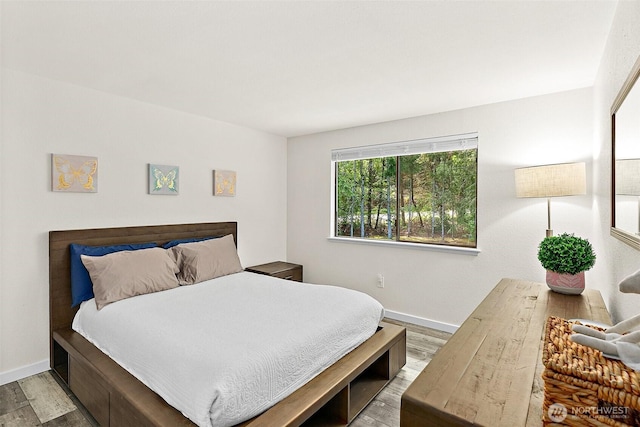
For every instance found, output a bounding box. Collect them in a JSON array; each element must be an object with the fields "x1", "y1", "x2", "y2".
[{"x1": 329, "y1": 132, "x2": 480, "y2": 255}]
